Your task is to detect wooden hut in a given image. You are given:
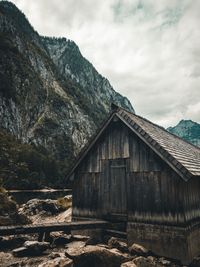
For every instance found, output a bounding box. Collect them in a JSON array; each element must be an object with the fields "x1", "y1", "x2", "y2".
[{"x1": 68, "y1": 106, "x2": 200, "y2": 264}]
